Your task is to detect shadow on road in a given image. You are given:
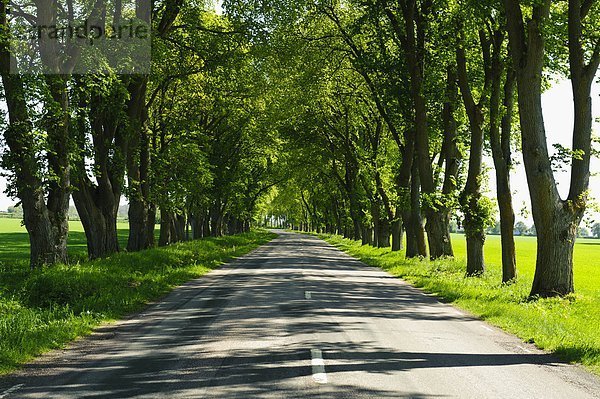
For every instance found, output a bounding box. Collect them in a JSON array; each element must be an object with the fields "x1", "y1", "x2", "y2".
[{"x1": 1, "y1": 232, "x2": 571, "y2": 398}]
